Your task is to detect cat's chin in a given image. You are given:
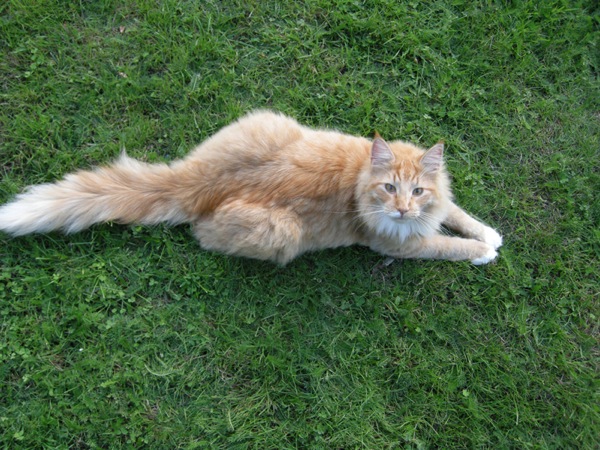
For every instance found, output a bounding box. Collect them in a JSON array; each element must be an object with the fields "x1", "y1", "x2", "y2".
[{"x1": 373, "y1": 214, "x2": 434, "y2": 242}]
